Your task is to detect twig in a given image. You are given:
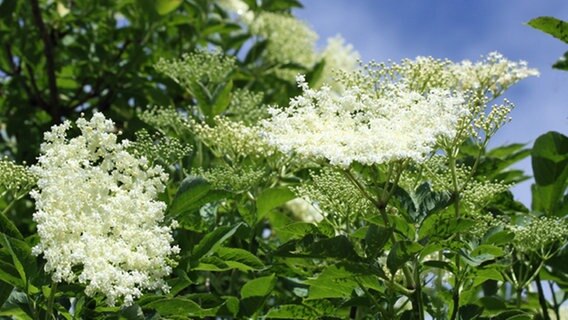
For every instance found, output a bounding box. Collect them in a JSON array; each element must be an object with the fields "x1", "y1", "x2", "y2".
[{"x1": 30, "y1": 0, "x2": 60, "y2": 120}]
